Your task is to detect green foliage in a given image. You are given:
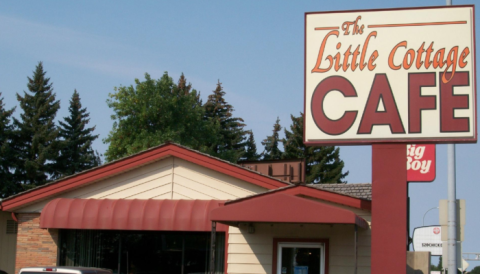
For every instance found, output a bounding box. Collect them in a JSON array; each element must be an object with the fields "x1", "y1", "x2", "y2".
[
  {"x1": 469, "y1": 266, "x2": 480, "y2": 274},
  {"x1": 204, "y1": 81, "x2": 247, "y2": 162},
  {"x1": 0, "y1": 93, "x2": 21, "y2": 197},
  {"x1": 262, "y1": 117, "x2": 283, "y2": 160},
  {"x1": 104, "y1": 72, "x2": 218, "y2": 161},
  {"x1": 241, "y1": 131, "x2": 261, "y2": 161},
  {"x1": 52, "y1": 90, "x2": 101, "y2": 179},
  {"x1": 12, "y1": 62, "x2": 60, "y2": 187},
  {"x1": 283, "y1": 113, "x2": 348, "y2": 184},
  {"x1": 431, "y1": 256, "x2": 442, "y2": 271}
]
